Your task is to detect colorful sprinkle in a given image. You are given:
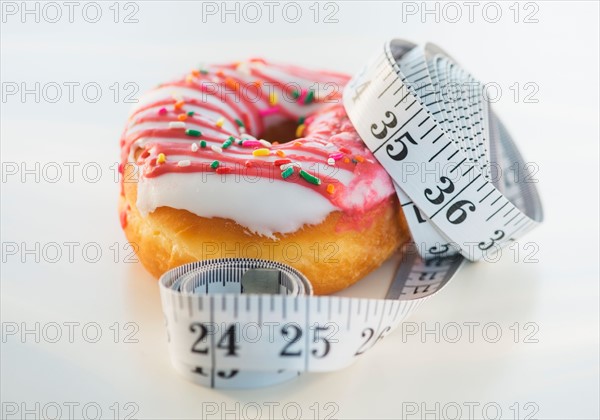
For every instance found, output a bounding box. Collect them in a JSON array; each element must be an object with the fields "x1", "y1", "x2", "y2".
[
  {"x1": 174, "y1": 100, "x2": 184, "y2": 110},
  {"x1": 326, "y1": 184, "x2": 335, "y2": 194},
  {"x1": 191, "y1": 143, "x2": 199, "y2": 152},
  {"x1": 185, "y1": 129, "x2": 202, "y2": 137},
  {"x1": 244, "y1": 160, "x2": 253, "y2": 168},
  {"x1": 298, "y1": 116, "x2": 305, "y2": 124},
  {"x1": 281, "y1": 167, "x2": 294, "y2": 179},
  {"x1": 222, "y1": 137, "x2": 234, "y2": 149},
  {"x1": 157, "y1": 153, "x2": 166, "y2": 164},
  {"x1": 291, "y1": 90, "x2": 301, "y2": 99},
  {"x1": 242, "y1": 140, "x2": 262, "y2": 148},
  {"x1": 296, "y1": 124, "x2": 305, "y2": 137},
  {"x1": 187, "y1": 111, "x2": 195, "y2": 117},
  {"x1": 293, "y1": 142, "x2": 302, "y2": 147},
  {"x1": 343, "y1": 157, "x2": 350, "y2": 164},
  {"x1": 280, "y1": 162, "x2": 302, "y2": 171},
  {"x1": 216, "y1": 166, "x2": 233, "y2": 174},
  {"x1": 178, "y1": 114, "x2": 188, "y2": 121},
  {"x1": 225, "y1": 78, "x2": 239, "y2": 91},
  {"x1": 355, "y1": 155, "x2": 365, "y2": 163},
  {"x1": 158, "y1": 107, "x2": 167, "y2": 115},
  {"x1": 199, "y1": 68, "x2": 209, "y2": 75},
  {"x1": 177, "y1": 160, "x2": 191, "y2": 167},
  {"x1": 169, "y1": 121, "x2": 186, "y2": 129},
  {"x1": 269, "y1": 92, "x2": 278, "y2": 105},
  {"x1": 327, "y1": 158, "x2": 335, "y2": 166},
  {"x1": 200, "y1": 140, "x2": 207, "y2": 148},
  {"x1": 329, "y1": 152, "x2": 344, "y2": 160},
  {"x1": 215, "y1": 117, "x2": 225, "y2": 128},
  {"x1": 211, "y1": 145, "x2": 223, "y2": 154},
  {"x1": 252, "y1": 148, "x2": 270, "y2": 157},
  {"x1": 210, "y1": 160, "x2": 220, "y2": 169},
  {"x1": 304, "y1": 90, "x2": 315, "y2": 104},
  {"x1": 276, "y1": 150, "x2": 286, "y2": 158},
  {"x1": 235, "y1": 118, "x2": 245, "y2": 128},
  {"x1": 258, "y1": 139, "x2": 272, "y2": 148},
  {"x1": 299, "y1": 170, "x2": 321, "y2": 185},
  {"x1": 274, "y1": 159, "x2": 292, "y2": 166},
  {"x1": 340, "y1": 147, "x2": 351, "y2": 154}
]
